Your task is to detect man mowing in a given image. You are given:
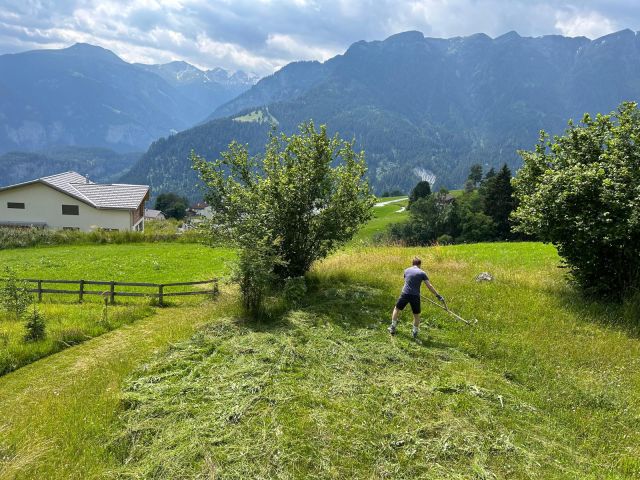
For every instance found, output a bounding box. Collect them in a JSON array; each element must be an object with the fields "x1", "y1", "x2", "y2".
[{"x1": 389, "y1": 256, "x2": 445, "y2": 339}]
